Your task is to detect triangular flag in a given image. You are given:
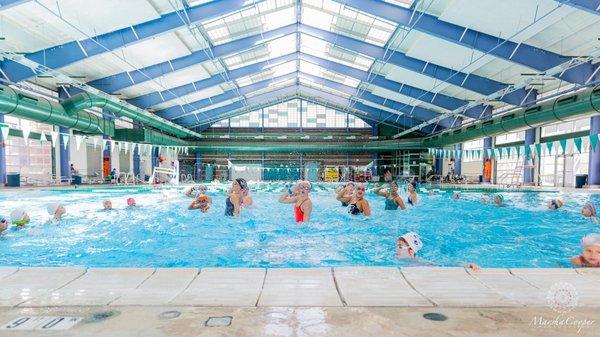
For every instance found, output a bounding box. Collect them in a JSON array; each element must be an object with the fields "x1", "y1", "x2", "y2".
[
  {"x1": 50, "y1": 131, "x2": 59, "y2": 147},
  {"x1": 124, "y1": 142, "x2": 129, "y2": 154},
  {"x1": 61, "y1": 134, "x2": 69, "y2": 149},
  {"x1": 486, "y1": 149, "x2": 492, "y2": 158},
  {"x1": 117, "y1": 142, "x2": 122, "y2": 152},
  {"x1": 39, "y1": 130, "x2": 46, "y2": 142},
  {"x1": 101, "y1": 139, "x2": 106, "y2": 151},
  {"x1": 75, "y1": 135, "x2": 83, "y2": 151},
  {"x1": 93, "y1": 137, "x2": 99, "y2": 150},
  {"x1": 110, "y1": 140, "x2": 115, "y2": 152},
  {"x1": 559, "y1": 139, "x2": 567, "y2": 154},
  {"x1": 573, "y1": 137, "x2": 582, "y2": 153},
  {"x1": 21, "y1": 124, "x2": 31, "y2": 141},
  {"x1": 529, "y1": 144, "x2": 537, "y2": 157},
  {"x1": 516, "y1": 145, "x2": 522, "y2": 158},
  {"x1": 493, "y1": 148, "x2": 500, "y2": 158},
  {"x1": 546, "y1": 141, "x2": 553, "y2": 155},
  {"x1": 506, "y1": 147, "x2": 512, "y2": 158},
  {"x1": 0, "y1": 124, "x2": 8, "y2": 141},
  {"x1": 535, "y1": 144, "x2": 542, "y2": 156},
  {"x1": 590, "y1": 134, "x2": 599, "y2": 152}
]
